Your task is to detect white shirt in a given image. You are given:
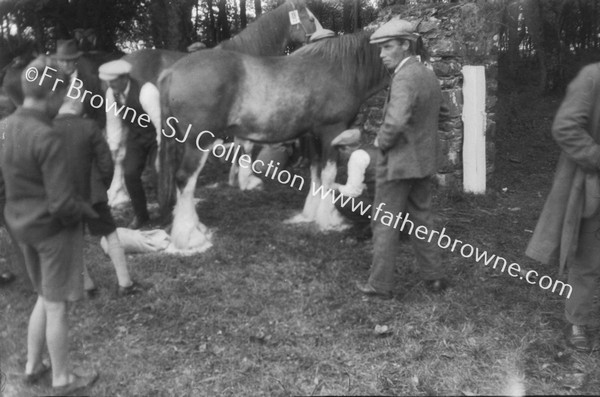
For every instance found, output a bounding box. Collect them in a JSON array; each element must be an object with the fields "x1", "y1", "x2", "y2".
[
  {"x1": 104, "y1": 81, "x2": 161, "y2": 153},
  {"x1": 337, "y1": 149, "x2": 371, "y2": 197}
]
